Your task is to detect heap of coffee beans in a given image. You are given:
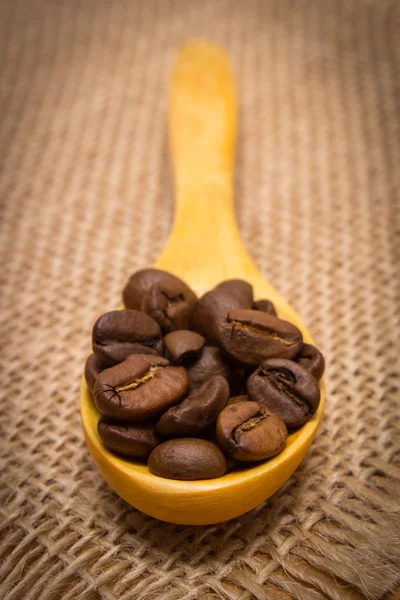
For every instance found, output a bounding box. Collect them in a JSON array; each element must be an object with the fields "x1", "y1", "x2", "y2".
[{"x1": 85, "y1": 269, "x2": 324, "y2": 480}]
